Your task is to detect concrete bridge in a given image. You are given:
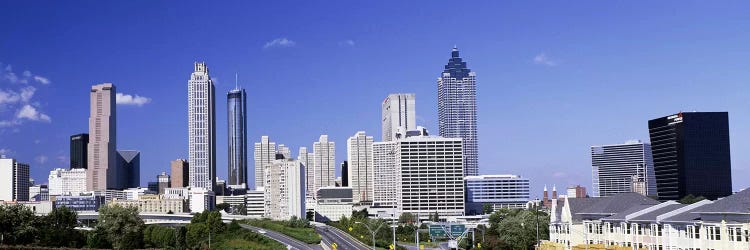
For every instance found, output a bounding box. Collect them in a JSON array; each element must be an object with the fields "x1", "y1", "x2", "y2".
[{"x1": 76, "y1": 211, "x2": 261, "y2": 225}]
